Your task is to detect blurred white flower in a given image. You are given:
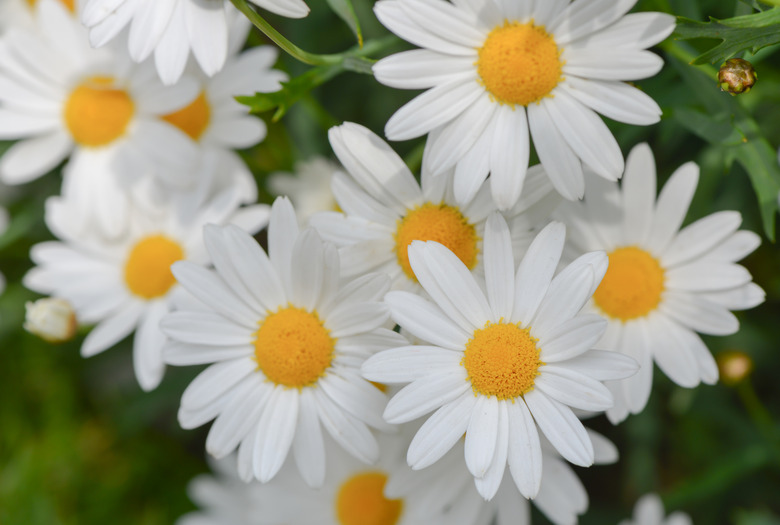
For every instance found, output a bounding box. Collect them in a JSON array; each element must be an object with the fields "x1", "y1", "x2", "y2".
[
  {"x1": 620, "y1": 494, "x2": 692, "y2": 525},
  {"x1": 268, "y1": 157, "x2": 341, "y2": 224},
  {"x1": 24, "y1": 297, "x2": 78, "y2": 343}
]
